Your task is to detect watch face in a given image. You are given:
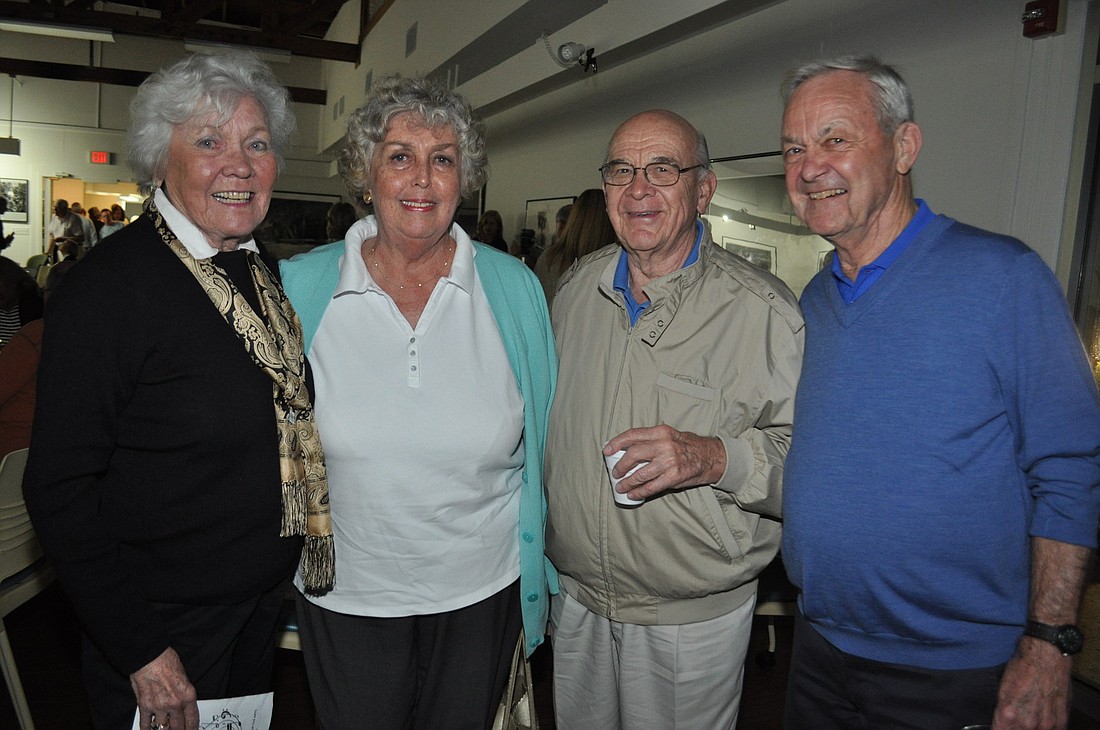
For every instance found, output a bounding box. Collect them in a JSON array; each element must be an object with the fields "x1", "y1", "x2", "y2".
[{"x1": 1055, "y1": 625, "x2": 1085, "y2": 655}]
